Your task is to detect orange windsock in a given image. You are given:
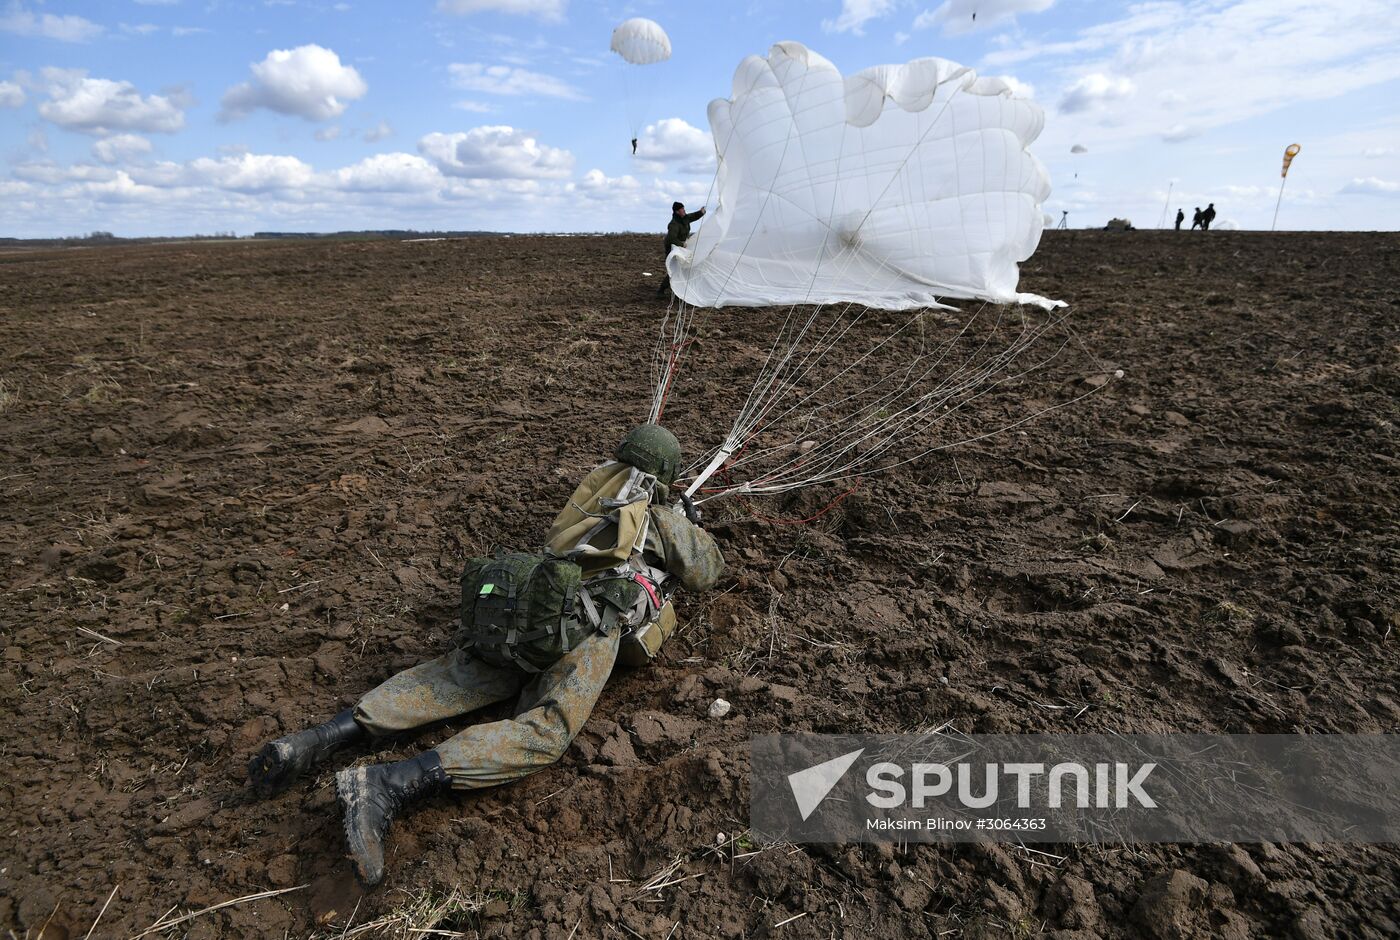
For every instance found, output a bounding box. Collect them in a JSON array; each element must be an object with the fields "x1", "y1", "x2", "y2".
[{"x1": 1281, "y1": 143, "x2": 1301, "y2": 178}]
